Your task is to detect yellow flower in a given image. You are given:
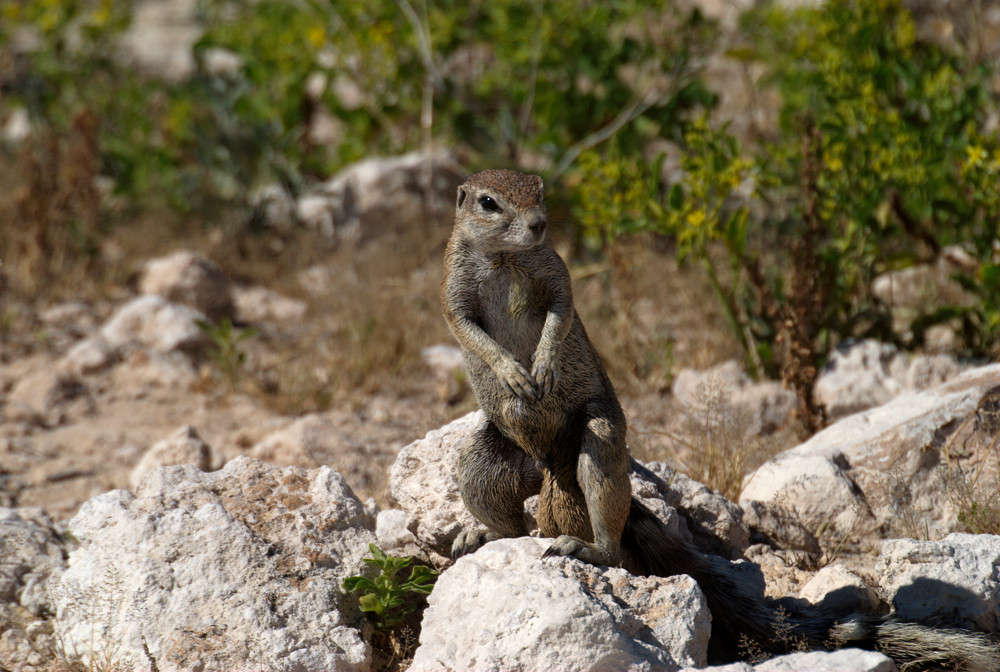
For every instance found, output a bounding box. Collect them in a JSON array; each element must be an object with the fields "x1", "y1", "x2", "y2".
[
  {"x1": 307, "y1": 25, "x2": 326, "y2": 48},
  {"x1": 966, "y1": 144, "x2": 987, "y2": 166},
  {"x1": 90, "y1": 2, "x2": 111, "y2": 27},
  {"x1": 686, "y1": 209, "x2": 706, "y2": 227}
]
